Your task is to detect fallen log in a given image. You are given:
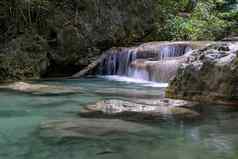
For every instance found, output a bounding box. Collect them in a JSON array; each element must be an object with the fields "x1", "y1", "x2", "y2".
[{"x1": 72, "y1": 51, "x2": 110, "y2": 78}]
